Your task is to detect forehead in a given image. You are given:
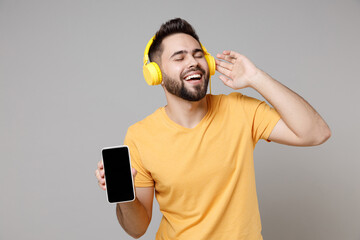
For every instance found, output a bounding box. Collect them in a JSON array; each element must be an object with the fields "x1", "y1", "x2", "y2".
[{"x1": 161, "y1": 33, "x2": 201, "y2": 57}]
